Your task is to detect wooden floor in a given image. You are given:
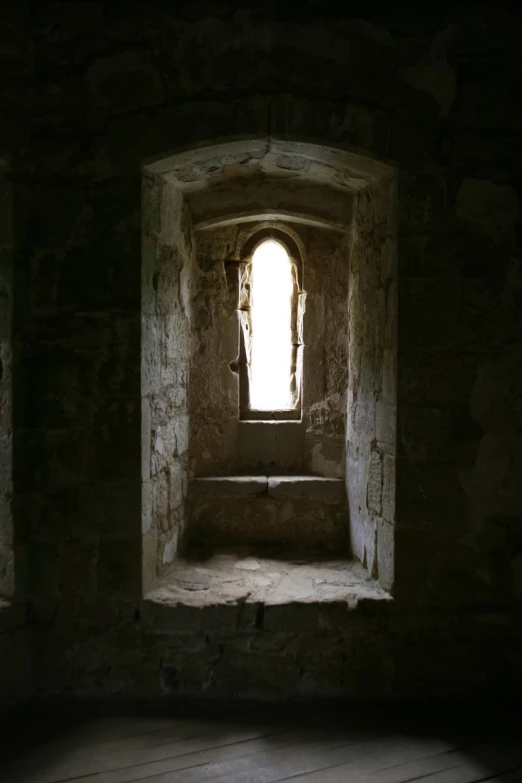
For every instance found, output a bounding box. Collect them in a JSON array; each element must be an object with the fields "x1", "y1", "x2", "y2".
[{"x1": 1, "y1": 702, "x2": 521, "y2": 783}]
